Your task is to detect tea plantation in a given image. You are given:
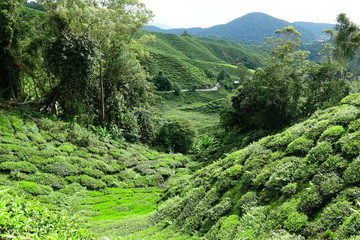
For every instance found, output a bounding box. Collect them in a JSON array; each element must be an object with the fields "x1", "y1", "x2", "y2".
[{"x1": 1, "y1": 93, "x2": 359, "y2": 239}]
